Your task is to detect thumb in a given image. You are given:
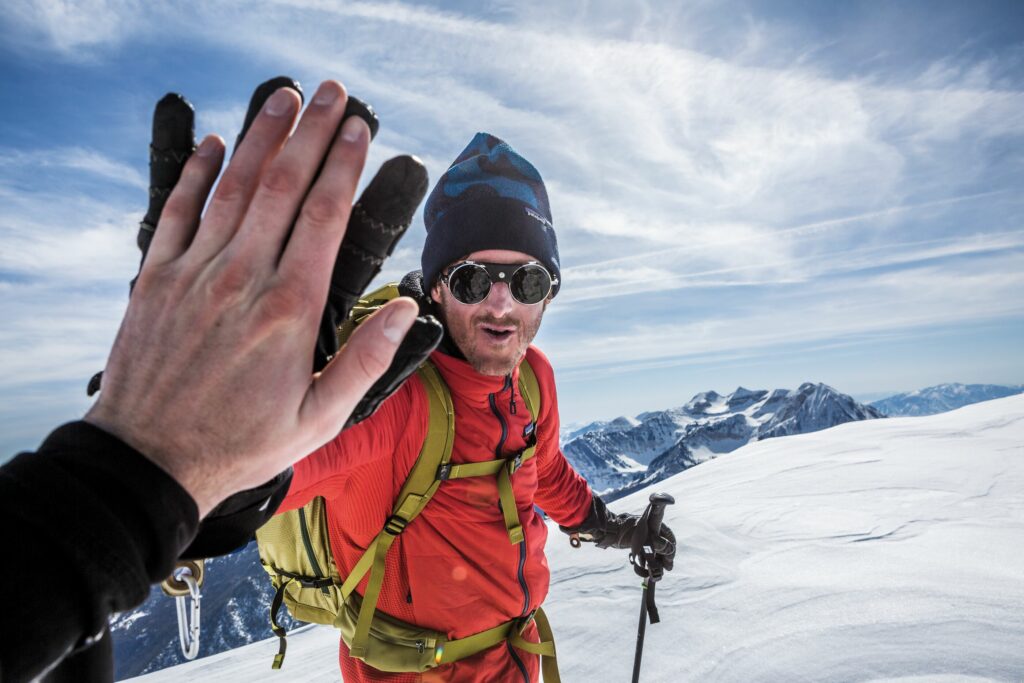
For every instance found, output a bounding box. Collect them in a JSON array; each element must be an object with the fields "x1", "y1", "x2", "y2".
[{"x1": 301, "y1": 297, "x2": 418, "y2": 437}]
